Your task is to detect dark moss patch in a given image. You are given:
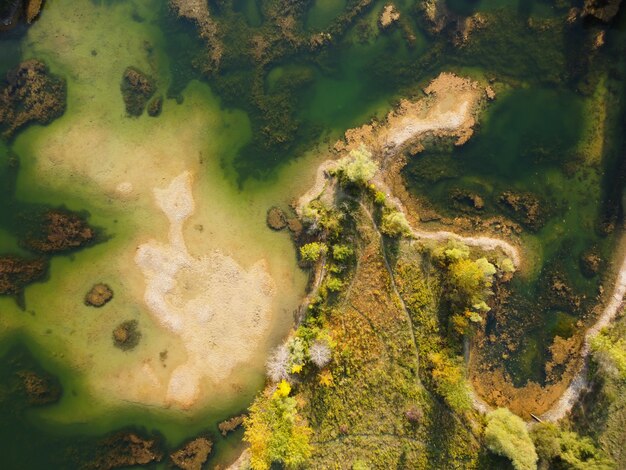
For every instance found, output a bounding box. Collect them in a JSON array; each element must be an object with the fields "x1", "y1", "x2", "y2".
[
  {"x1": 497, "y1": 191, "x2": 545, "y2": 231},
  {"x1": 84, "y1": 431, "x2": 164, "y2": 470},
  {"x1": 22, "y1": 209, "x2": 96, "y2": 254},
  {"x1": 112, "y1": 320, "x2": 141, "y2": 351},
  {"x1": 0, "y1": 255, "x2": 47, "y2": 295},
  {"x1": 17, "y1": 369, "x2": 61, "y2": 406},
  {"x1": 120, "y1": 66, "x2": 156, "y2": 117},
  {"x1": 147, "y1": 94, "x2": 162, "y2": 117},
  {"x1": 218, "y1": 414, "x2": 245, "y2": 436},
  {"x1": 169, "y1": 436, "x2": 212, "y2": 470},
  {"x1": 0, "y1": 59, "x2": 66, "y2": 138}
]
